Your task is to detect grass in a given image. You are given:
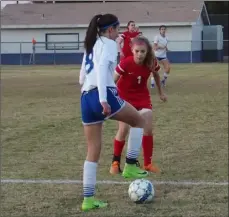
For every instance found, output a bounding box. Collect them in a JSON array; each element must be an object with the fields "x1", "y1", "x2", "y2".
[{"x1": 1, "y1": 64, "x2": 228, "y2": 217}]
